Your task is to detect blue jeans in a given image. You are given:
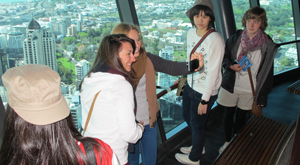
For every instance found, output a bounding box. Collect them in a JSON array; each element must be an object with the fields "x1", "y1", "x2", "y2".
[
  {"x1": 128, "y1": 123, "x2": 157, "y2": 165},
  {"x1": 182, "y1": 84, "x2": 217, "y2": 161}
]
